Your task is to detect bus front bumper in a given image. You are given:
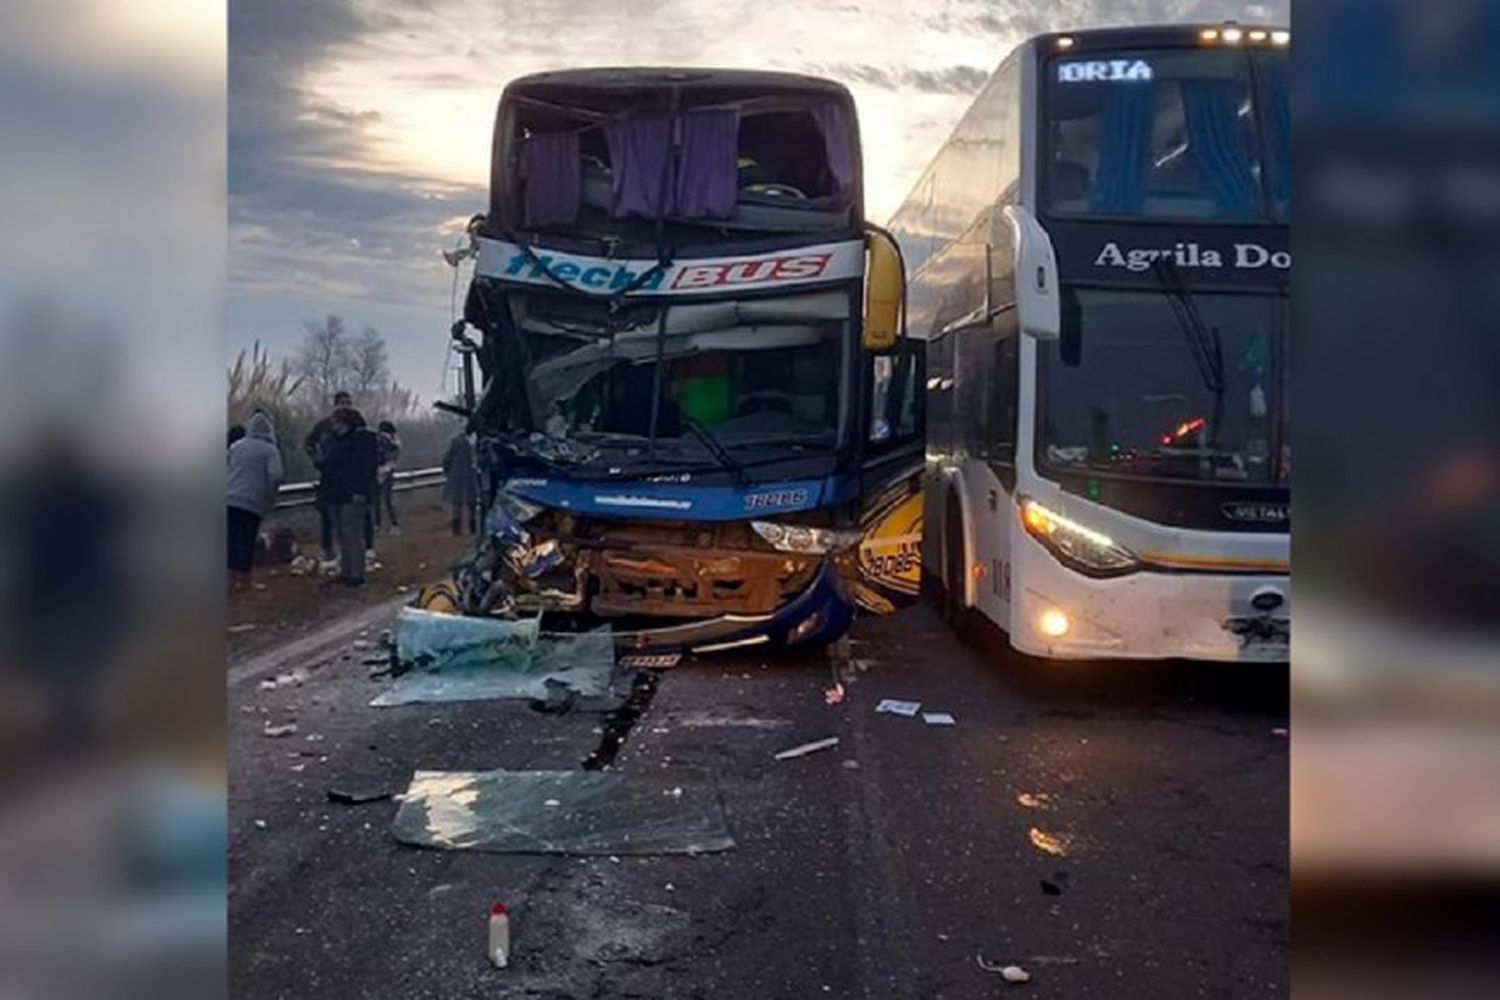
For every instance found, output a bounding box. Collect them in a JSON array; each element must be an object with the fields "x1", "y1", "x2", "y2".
[
  {"x1": 610, "y1": 562, "x2": 855, "y2": 655},
  {"x1": 1008, "y1": 544, "x2": 1290, "y2": 663}
]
